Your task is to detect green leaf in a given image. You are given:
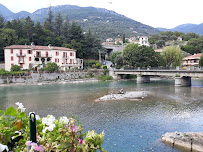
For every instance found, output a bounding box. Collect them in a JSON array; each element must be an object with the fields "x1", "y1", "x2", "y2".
[
  {"x1": 5, "y1": 107, "x2": 17, "y2": 116},
  {"x1": 18, "y1": 112, "x2": 26, "y2": 117},
  {"x1": 0, "y1": 110, "x2": 4, "y2": 115}
]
